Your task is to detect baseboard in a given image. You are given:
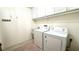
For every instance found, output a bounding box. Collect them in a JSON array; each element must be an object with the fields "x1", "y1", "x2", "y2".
[{"x1": 3, "y1": 39, "x2": 33, "y2": 51}]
